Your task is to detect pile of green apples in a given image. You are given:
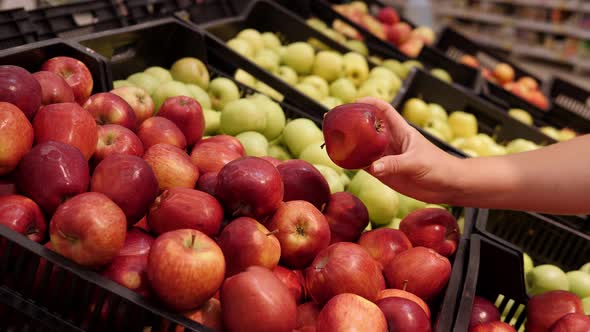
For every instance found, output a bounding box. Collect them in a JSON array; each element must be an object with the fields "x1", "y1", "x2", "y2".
[
  {"x1": 401, "y1": 98, "x2": 542, "y2": 157},
  {"x1": 507, "y1": 108, "x2": 577, "y2": 142}
]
